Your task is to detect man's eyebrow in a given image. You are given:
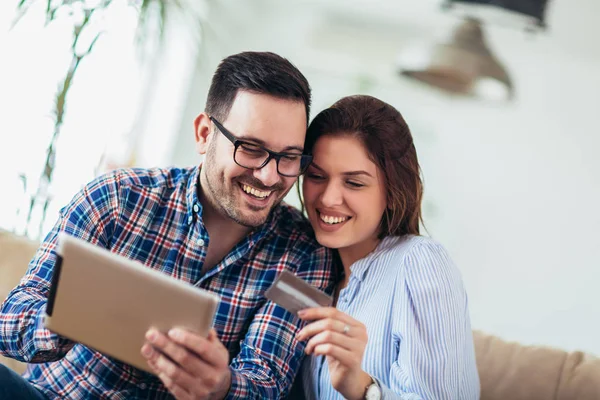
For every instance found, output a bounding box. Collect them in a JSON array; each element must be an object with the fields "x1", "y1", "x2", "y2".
[
  {"x1": 238, "y1": 135, "x2": 304, "y2": 153},
  {"x1": 310, "y1": 162, "x2": 374, "y2": 178}
]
